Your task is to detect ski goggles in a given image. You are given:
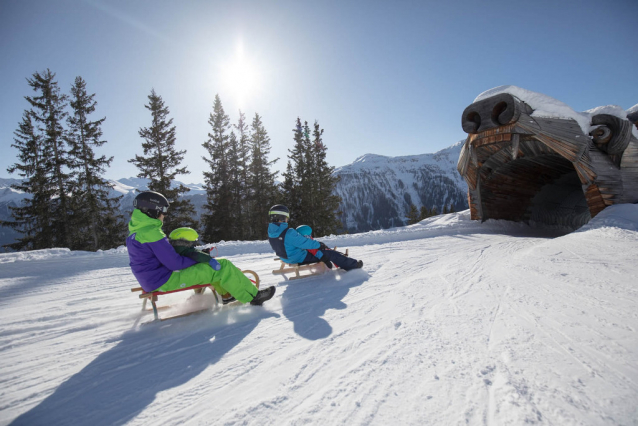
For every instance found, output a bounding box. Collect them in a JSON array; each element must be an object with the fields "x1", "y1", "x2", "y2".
[{"x1": 269, "y1": 210, "x2": 289, "y2": 217}]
